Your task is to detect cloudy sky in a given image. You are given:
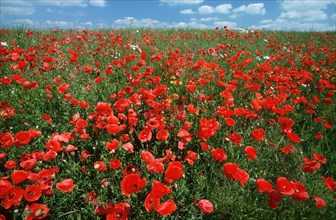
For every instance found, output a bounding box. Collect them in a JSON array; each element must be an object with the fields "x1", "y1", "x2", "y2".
[{"x1": 1, "y1": 0, "x2": 335, "y2": 31}]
